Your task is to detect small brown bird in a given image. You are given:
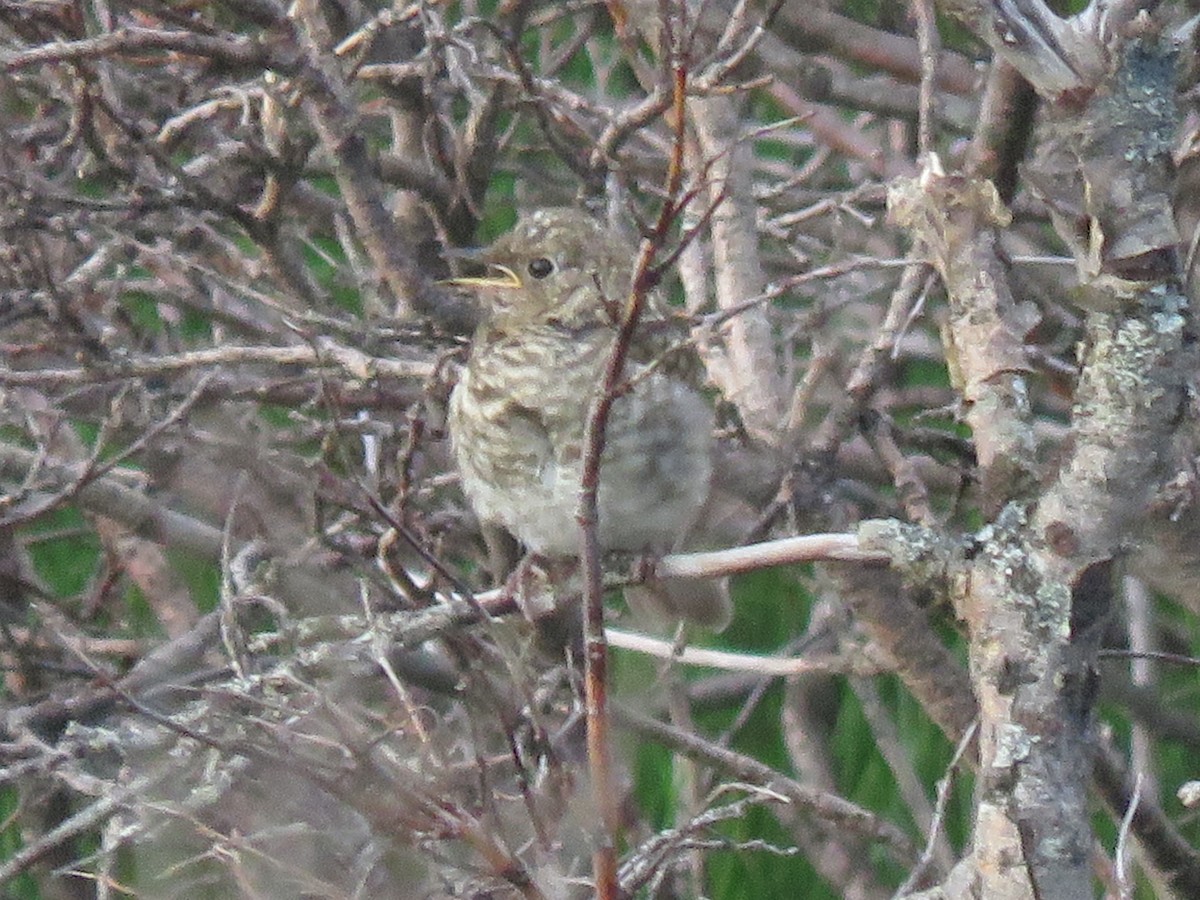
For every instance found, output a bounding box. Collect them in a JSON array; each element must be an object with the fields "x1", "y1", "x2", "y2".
[{"x1": 447, "y1": 208, "x2": 729, "y2": 627}]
